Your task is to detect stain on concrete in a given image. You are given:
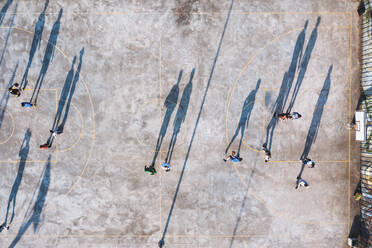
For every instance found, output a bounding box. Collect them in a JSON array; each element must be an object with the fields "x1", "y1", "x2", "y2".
[{"x1": 172, "y1": 0, "x2": 199, "y2": 26}]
